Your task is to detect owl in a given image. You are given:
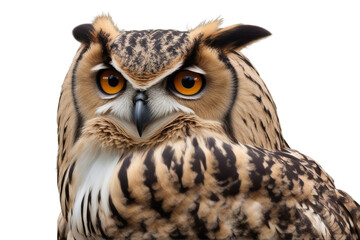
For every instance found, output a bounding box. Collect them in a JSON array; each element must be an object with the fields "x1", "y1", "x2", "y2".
[{"x1": 57, "y1": 15, "x2": 360, "y2": 239}]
